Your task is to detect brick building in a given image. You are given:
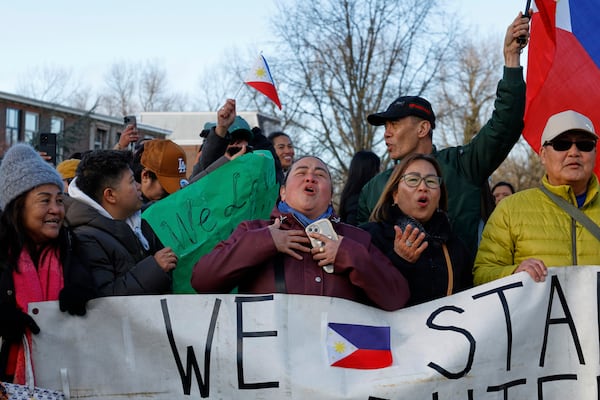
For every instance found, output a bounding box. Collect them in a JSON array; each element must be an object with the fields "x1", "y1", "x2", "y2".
[{"x1": 0, "y1": 91, "x2": 170, "y2": 161}]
